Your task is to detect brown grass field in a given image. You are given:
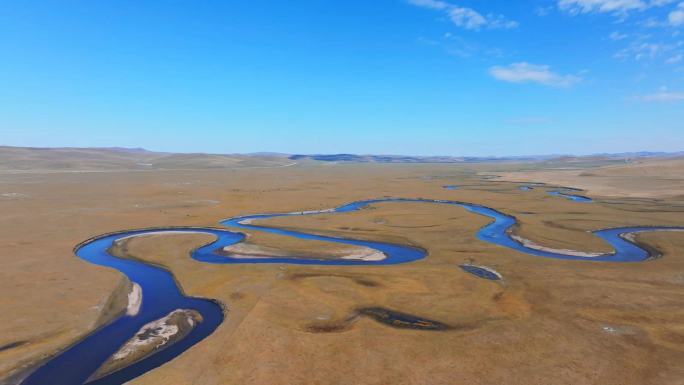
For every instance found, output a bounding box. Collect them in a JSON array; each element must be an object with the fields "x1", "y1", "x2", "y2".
[{"x1": 1, "y1": 153, "x2": 684, "y2": 385}]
